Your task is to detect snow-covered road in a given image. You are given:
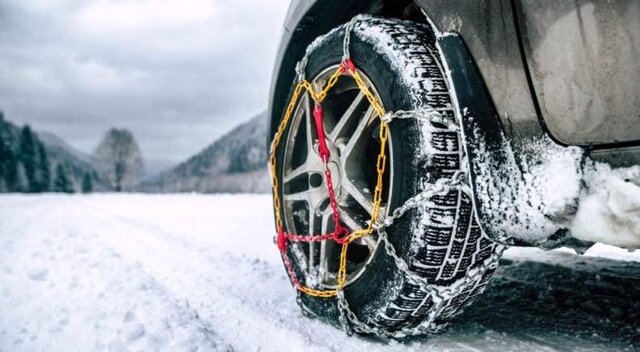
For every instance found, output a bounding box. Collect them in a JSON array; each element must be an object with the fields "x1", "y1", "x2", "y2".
[{"x1": 0, "y1": 194, "x2": 638, "y2": 351}]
